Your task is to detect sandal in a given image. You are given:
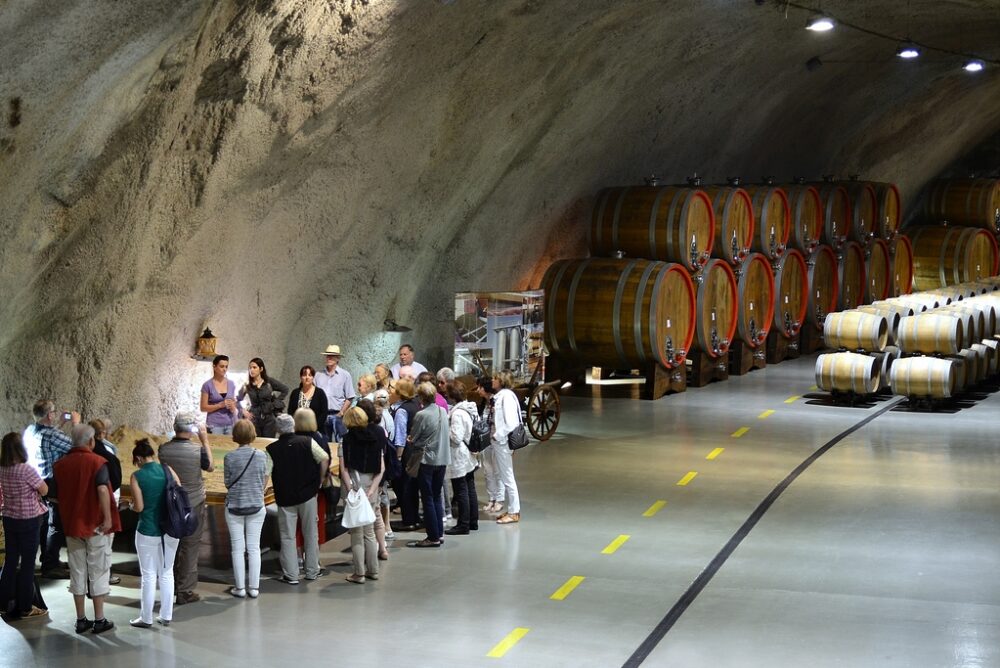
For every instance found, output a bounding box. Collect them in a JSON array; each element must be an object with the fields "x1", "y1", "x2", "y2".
[
  {"x1": 378, "y1": 550, "x2": 389, "y2": 561},
  {"x1": 496, "y1": 513, "x2": 520, "y2": 524},
  {"x1": 345, "y1": 574, "x2": 365, "y2": 584}
]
